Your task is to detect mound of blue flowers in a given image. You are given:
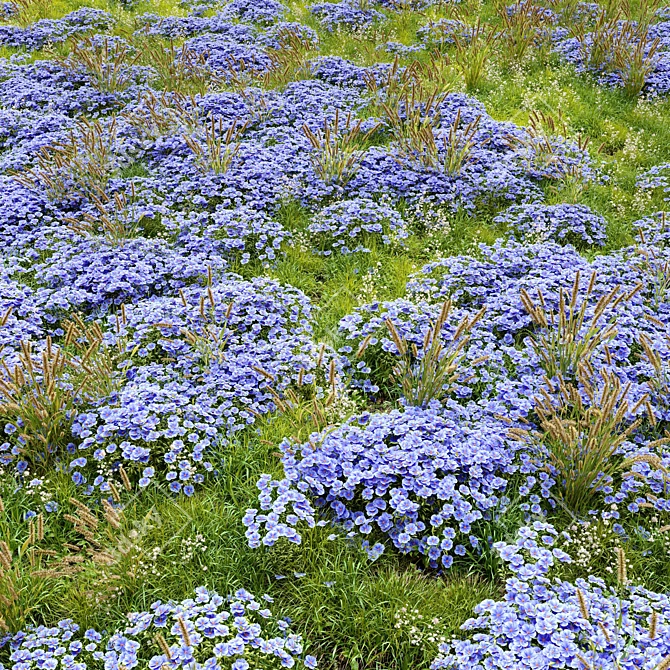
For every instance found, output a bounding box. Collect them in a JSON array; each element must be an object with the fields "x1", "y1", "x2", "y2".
[
  {"x1": 433, "y1": 524, "x2": 670, "y2": 670},
  {"x1": 244, "y1": 402, "x2": 550, "y2": 567},
  {"x1": 2, "y1": 587, "x2": 317, "y2": 670}
]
